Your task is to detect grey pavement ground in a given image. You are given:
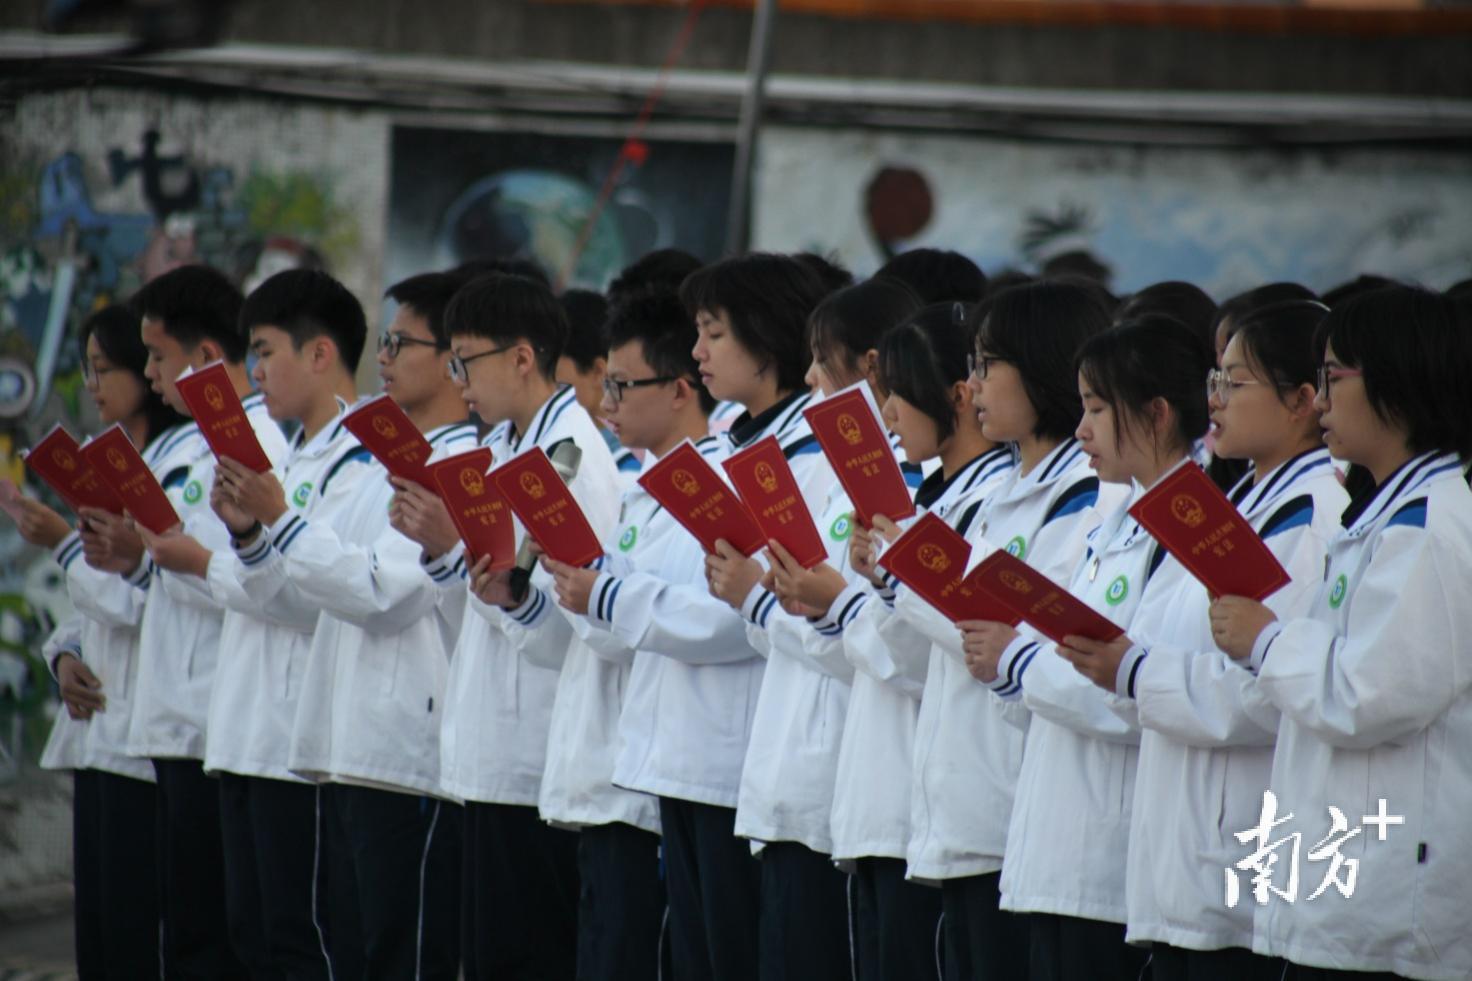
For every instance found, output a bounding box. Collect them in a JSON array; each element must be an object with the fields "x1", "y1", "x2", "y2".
[
  {"x1": 0, "y1": 907, "x2": 75, "y2": 980},
  {"x1": 1, "y1": 766, "x2": 76, "y2": 980}
]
